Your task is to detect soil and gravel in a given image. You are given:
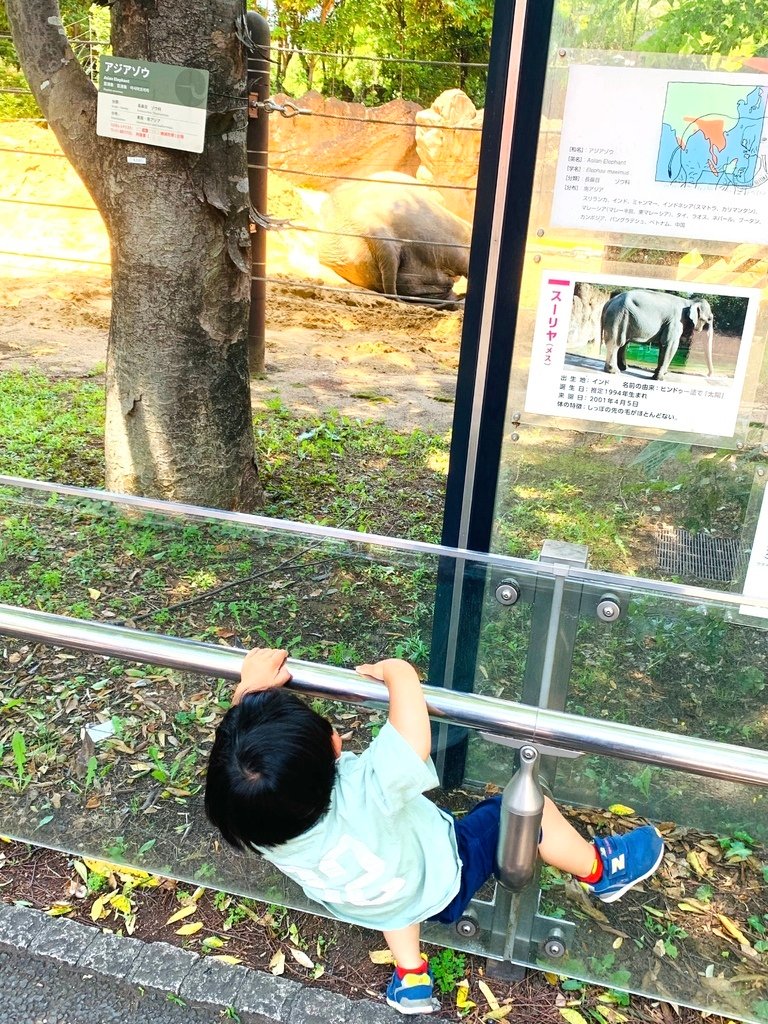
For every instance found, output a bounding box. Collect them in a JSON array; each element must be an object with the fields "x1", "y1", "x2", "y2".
[{"x1": 0, "y1": 121, "x2": 462, "y2": 435}]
